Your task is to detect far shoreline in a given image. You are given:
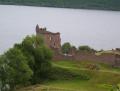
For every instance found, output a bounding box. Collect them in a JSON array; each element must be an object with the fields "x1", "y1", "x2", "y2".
[
  {"x1": 0, "y1": 4, "x2": 120, "y2": 13},
  {"x1": 0, "y1": 2, "x2": 120, "y2": 12}
]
